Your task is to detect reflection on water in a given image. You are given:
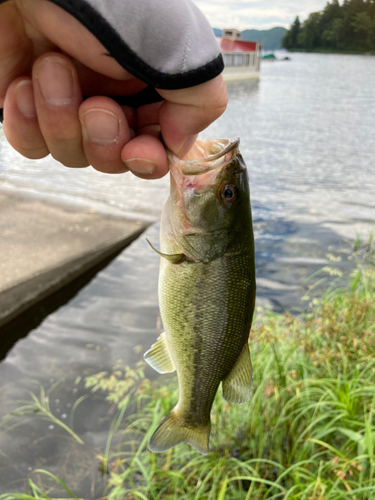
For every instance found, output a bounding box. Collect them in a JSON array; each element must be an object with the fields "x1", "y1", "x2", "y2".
[
  {"x1": 1, "y1": 53, "x2": 374, "y2": 230},
  {"x1": 0, "y1": 223, "x2": 160, "y2": 495},
  {"x1": 0, "y1": 52, "x2": 375, "y2": 495},
  {"x1": 210, "y1": 53, "x2": 375, "y2": 230},
  {"x1": 0, "y1": 220, "x2": 353, "y2": 495}
]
